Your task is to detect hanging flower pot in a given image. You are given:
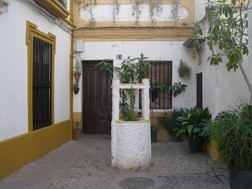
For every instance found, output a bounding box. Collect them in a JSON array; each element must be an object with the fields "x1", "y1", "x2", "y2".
[
  {"x1": 74, "y1": 72, "x2": 81, "y2": 81},
  {"x1": 73, "y1": 81, "x2": 80, "y2": 94}
]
